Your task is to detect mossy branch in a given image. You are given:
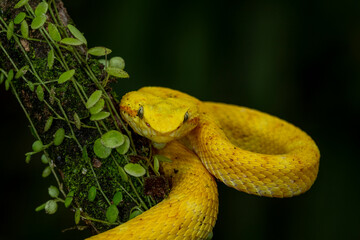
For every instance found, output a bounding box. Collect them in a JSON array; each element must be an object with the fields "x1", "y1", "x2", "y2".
[{"x1": 0, "y1": 0, "x2": 166, "y2": 235}]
